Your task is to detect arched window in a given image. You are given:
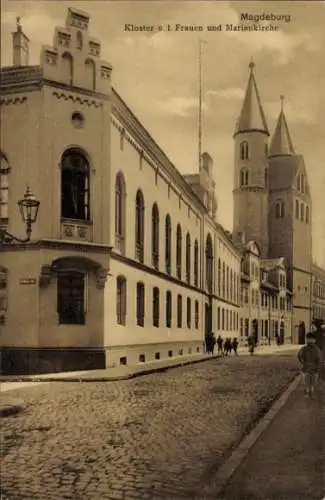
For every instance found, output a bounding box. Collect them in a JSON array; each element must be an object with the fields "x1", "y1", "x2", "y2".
[
  {"x1": 135, "y1": 189, "x2": 145, "y2": 263},
  {"x1": 166, "y1": 290, "x2": 172, "y2": 328},
  {"x1": 136, "y1": 282, "x2": 145, "y2": 327},
  {"x1": 115, "y1": 172, "x2": 126, "y2": 252},
  {"x1": 222, "y1": 262, "x2": 225, "y2": 297},
  {"x1": 305, "y1": 205, "x2": 310, "y2": 224},
  {"x1": 151, "y1": 203, "x2": 159, "y2": 269},
  {"x1": 295, "y1": 199, "x2": 299, "y2": 218},
  {"x1": 61, "y1": 149, "x2": 90, "y2": 221},
  {"x1": 218, "y1": 259, "x2": 221, "y2": 296},
  {"x1": 76, "y1": 31, "x2": 83, "y2": 50},
  {"x1": 116, "y1": 275, "x2": 127, "y2": 325},
  {"x1": 85, "y1": 58, "x2": 96, "y2": 90},
  {"x1": 0, "y1": 151, "x2": 10, "y2": 220},
  {"x1": 165, "y1": 214, "x2": 172, "y2": 274},
  {"x1": 240, "y1": 168, "x2": 249, "y2": 187},
  {"x1": 300, "y1": 202, "x2": 304, "y2": 221},
  {"x1": 187, "y1": 297, "x2": 191, "y2": 328},
  {"x1": 275, "y1": 200, "x2": 285, "y2": 219},
  {"x1": 240, "y1": 141, "x2": 249, "y2": 160},
  {"x1": 61, "y1": 52, "x2": 73, "y2": 84},
  {"x1": 57, "y1": 270, "x2": 85, "y2": 325},
  {"x1": 186, "y1": 232, "x2": 191, "y2": 284},
  {"x1": 297, "y1": 174, "x2": 301, "y2": 191},
  {"x1": 177, "y1": 294, "x2": 182, "y2": 328},
  {"x1": 194, "y1": 239, "x2": 199, "y2": 287},
  {"x1": 153, "y1": 287, "x2": 160, "y2": 327},
  {"x1": 205, "y1": 233, "x2": 213, "y2": 293},
  {"x1": 301, "y1": 174, "x2": 305, "y2": 193},
  {"x1": 176, "y1": 224, "x2": 182, "y2": 279}
]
